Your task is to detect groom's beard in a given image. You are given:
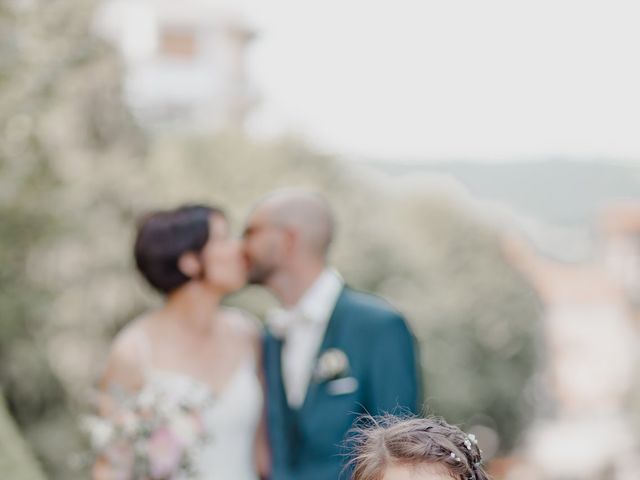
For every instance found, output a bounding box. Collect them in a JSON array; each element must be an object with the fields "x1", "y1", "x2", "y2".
[{"x1": 246, "y1": 261, "x2": 277, "y2": 285}]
